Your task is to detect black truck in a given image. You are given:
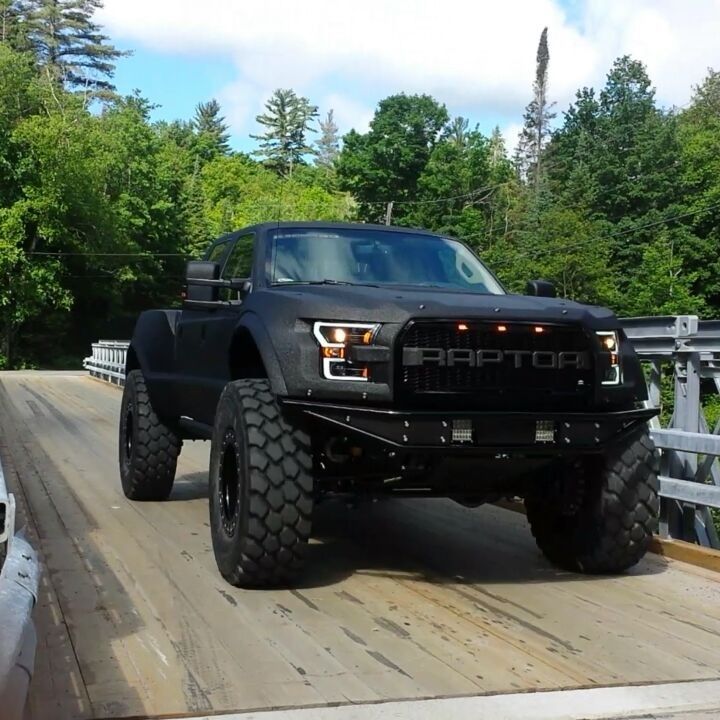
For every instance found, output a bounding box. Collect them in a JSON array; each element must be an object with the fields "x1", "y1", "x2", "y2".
[{"x1": 119, "y1": 222, "x2": 659, "y2": 587}]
